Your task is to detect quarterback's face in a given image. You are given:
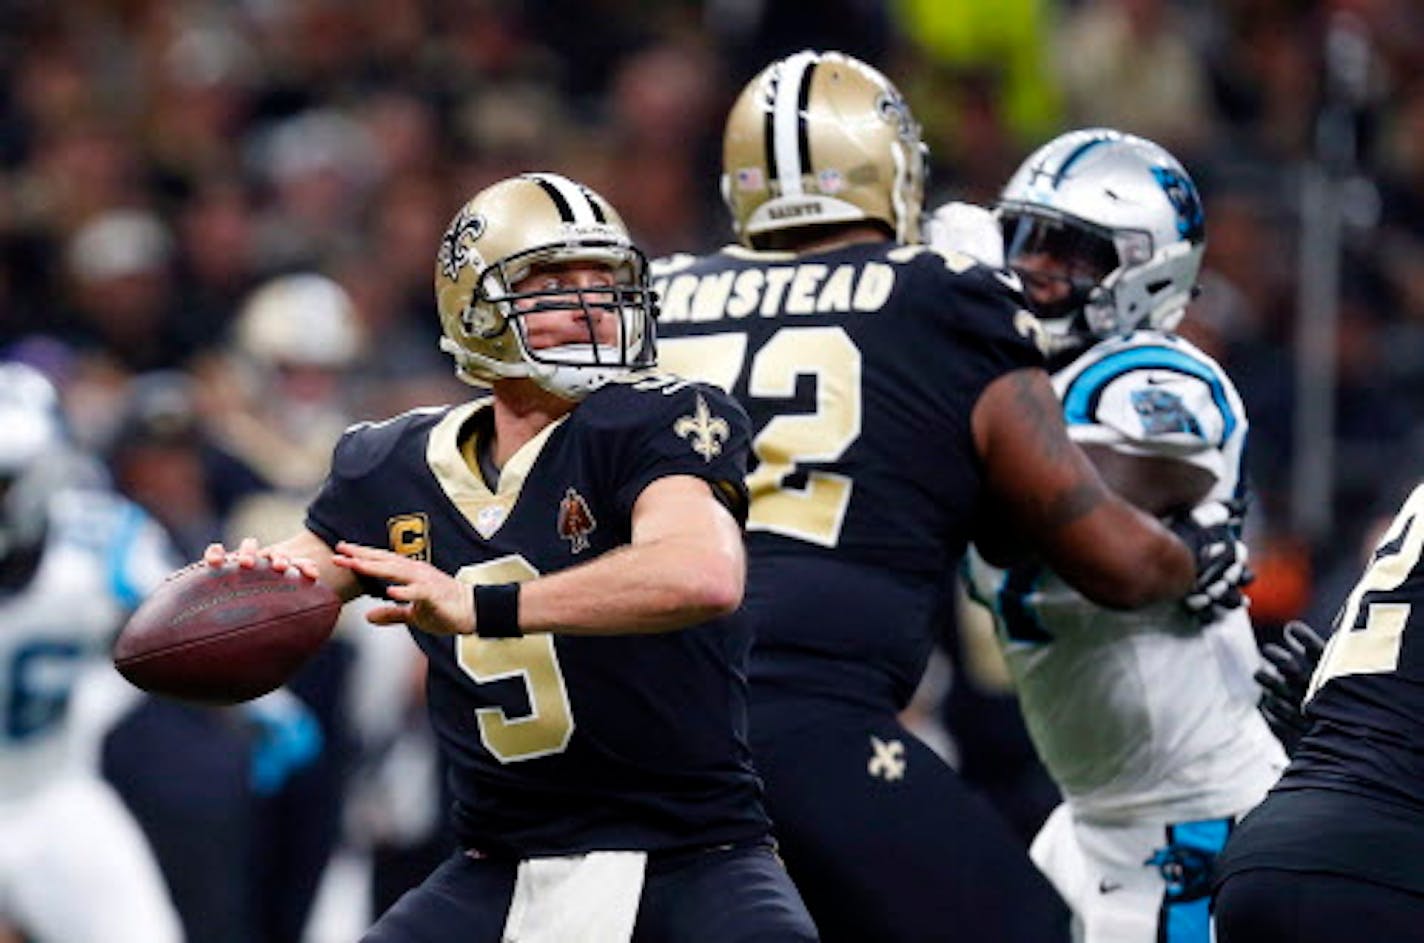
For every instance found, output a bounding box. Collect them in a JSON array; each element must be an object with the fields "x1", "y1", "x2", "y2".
[{"x1": 513, "y1": 261, "x2": 620, "y2": 350}]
